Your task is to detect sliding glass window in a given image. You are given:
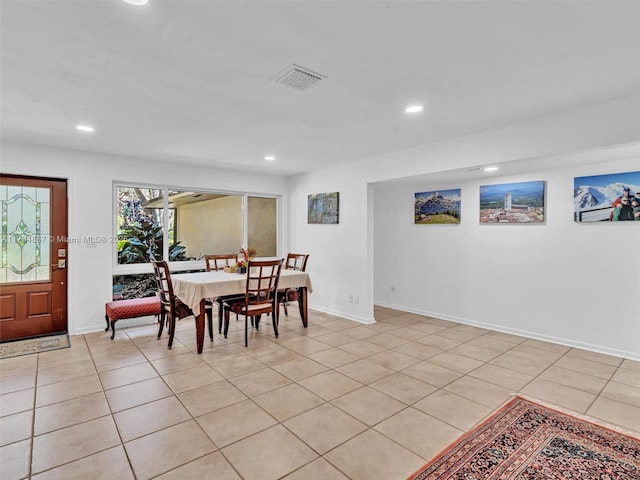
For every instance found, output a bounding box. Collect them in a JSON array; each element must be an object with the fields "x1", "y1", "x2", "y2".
[
  {"x1": 247, "y1": 196, "x2": 277, "y2": 257},
  {"x1": 115, "y1": 185, "x2": 278, "y2": 268}
]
